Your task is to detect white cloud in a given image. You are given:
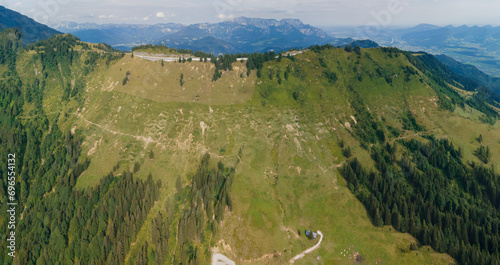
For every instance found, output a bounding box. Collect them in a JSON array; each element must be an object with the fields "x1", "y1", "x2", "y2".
[
  {"x1": 156, "y1": 11, "x2": 176, "y2": 19},
  {"x1": 217, "y1": 13, "x2": 234, "y2": 20},
  {"x1": 98, "y1": 14, "x2": 116, "y2": 19},
  {"x1": 143, "y1": 16, "x2": 150, "y2": 21}
]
